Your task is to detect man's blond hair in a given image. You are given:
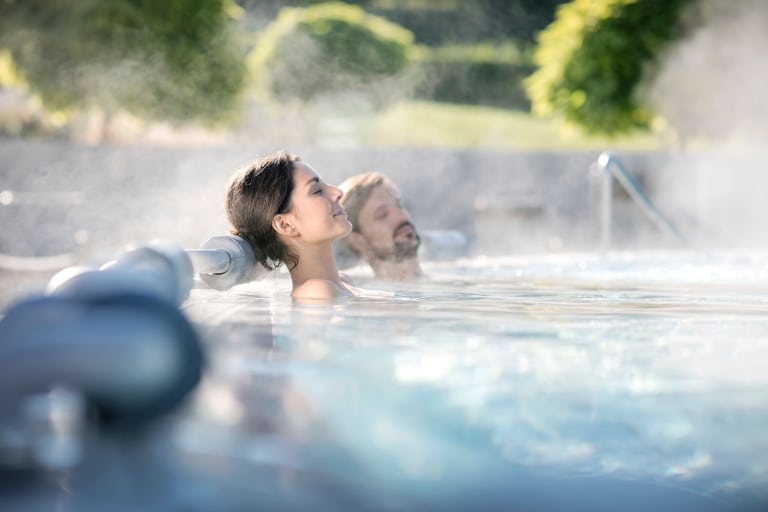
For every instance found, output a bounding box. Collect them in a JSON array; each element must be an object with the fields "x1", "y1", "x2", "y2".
[{"x1": 339, "y1": 172, "x2": 401, "y2": 233}]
